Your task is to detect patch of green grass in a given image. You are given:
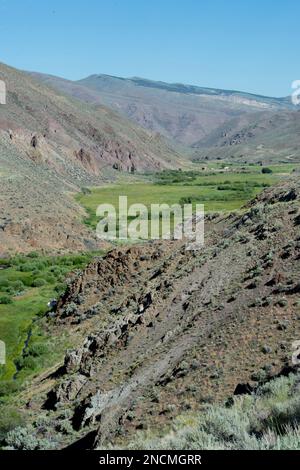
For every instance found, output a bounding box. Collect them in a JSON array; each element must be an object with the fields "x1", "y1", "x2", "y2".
[
  {"x1": 75, "y1": 163, "x2": 295, "y2": 231},
  {"x1": 0, "y1": 251, "x2": 103, "y2": 383},
  {"x1": 76, "y1": 182, "x2": 252, "y2": 230}
]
